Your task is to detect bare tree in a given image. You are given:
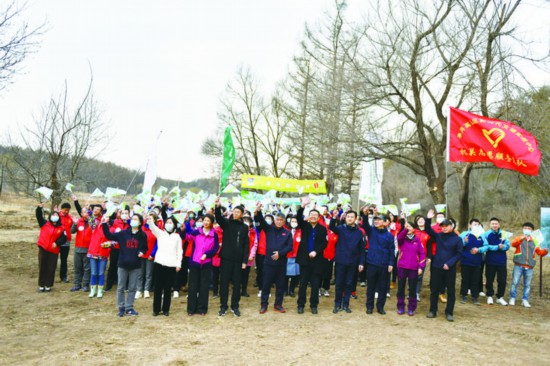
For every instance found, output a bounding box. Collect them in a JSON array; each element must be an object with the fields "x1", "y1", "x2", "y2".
[
  {"x1": 0, "y1": 1, "x2": 43, "y2": 91},
  {"x1": 6, "y1": 78, "x2": 105, "y2": 207}
]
